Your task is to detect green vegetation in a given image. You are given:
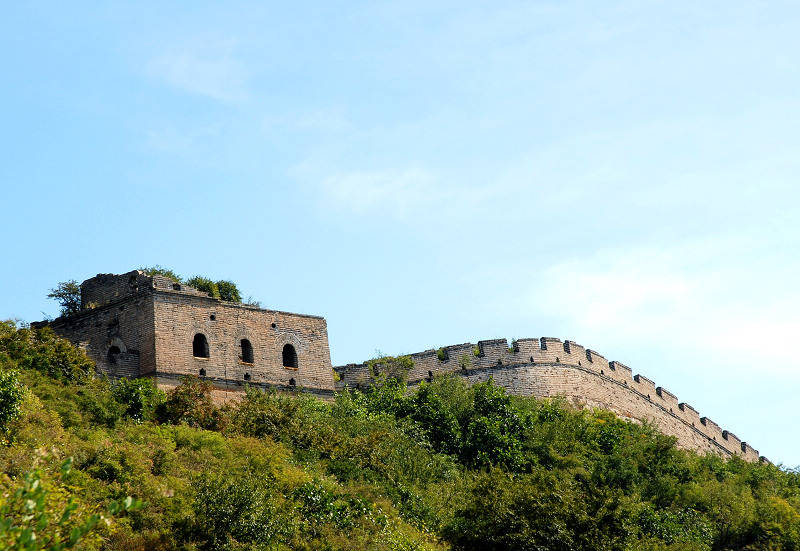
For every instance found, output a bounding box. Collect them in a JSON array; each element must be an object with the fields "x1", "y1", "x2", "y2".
[
  {"x1": 1, "y1": 319, "x2": 800, "y2": 550},
  {"x1": 0, "y1": 457, "x2": 141, "y2": 551},
  {"x1": 0, "y1": 368, "x2": 24, "y2": 439},
  {"x1": 367, "y1": 354, "x2": 414, "y2": 381},
  {"x1": 140, "y1": 266, "x2": 245, "y2": 303},
  {"x1": 46, "y1": 269, "x2": 251, "y2": 320},
  {"x1": 215, "y1": 280, "x2": 242, "y2": 303},
  {"x1": 183, "y1": 276, "x2": 242, "y2": 303},
  {"x1": 46, "y1": 281, "x2": 81, "y2": 317},
  {"x1": 139, "y1": 265, "x2": 181, "y2": 283},
  {"x1": 184, "y1": 276, "x2": 222, "y2": 300}
]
